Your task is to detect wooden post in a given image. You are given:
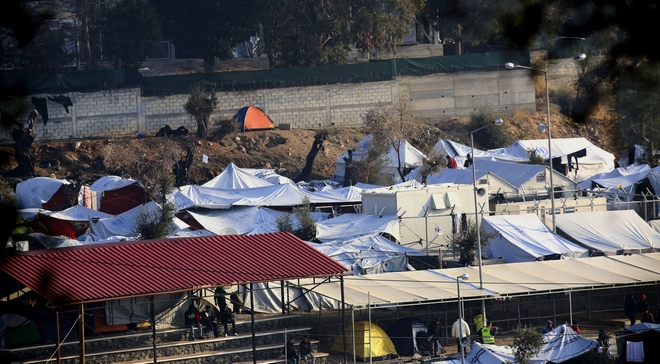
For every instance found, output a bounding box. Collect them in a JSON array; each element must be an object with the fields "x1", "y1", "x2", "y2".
[
  {"x1": 79, "y1": 303, "x2": 85, "y2": 364},
  {"x1": 151, "y1": 296, "x2": 157, "y2": 363}
]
